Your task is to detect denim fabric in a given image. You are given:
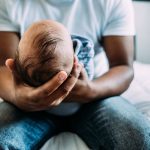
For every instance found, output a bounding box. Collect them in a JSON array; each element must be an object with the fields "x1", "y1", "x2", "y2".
[
  {"x1": 0, "y1": 102, "x2": 58, "y2": 150},
  {"x1": 72, "y1": 35, "x2": 95, "y2": 80},
  {"x1": 69, "y1": 97, "x2": 150, "y2": 150},
  {"x1": 1, "y1": 97, "x2": 150, "y2": 150}
]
